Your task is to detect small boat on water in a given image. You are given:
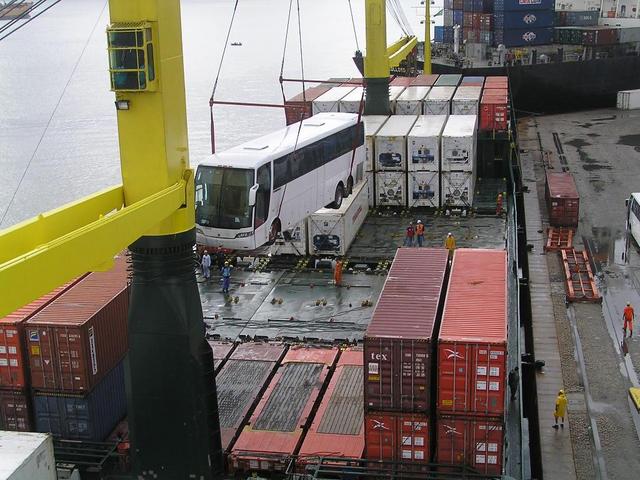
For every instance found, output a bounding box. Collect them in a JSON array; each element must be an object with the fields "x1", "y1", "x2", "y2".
[{"x1": 0, "y1": 1, "x2": 32, "y2": 20}]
